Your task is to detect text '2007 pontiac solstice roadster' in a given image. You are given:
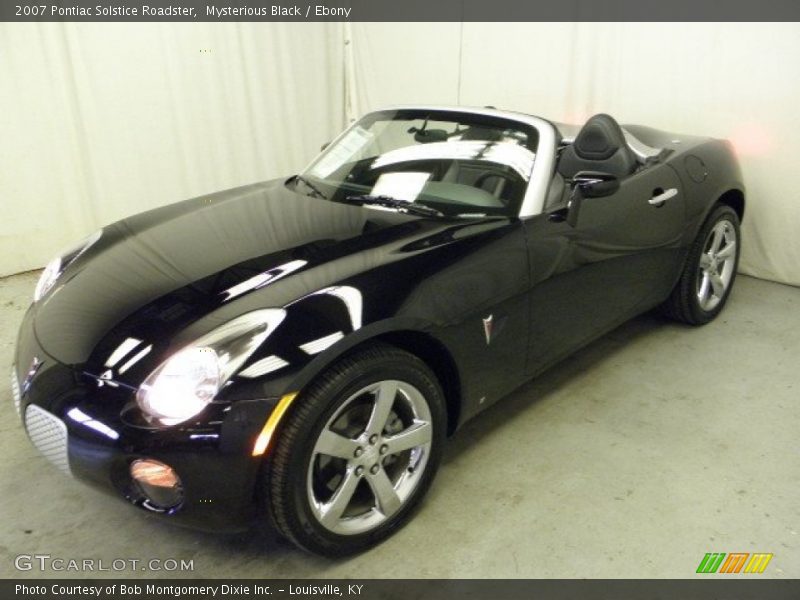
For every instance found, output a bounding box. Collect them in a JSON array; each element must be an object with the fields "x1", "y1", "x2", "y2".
[{"x1": 13, "y1": 106, "x2": 744, "y2": 555}]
